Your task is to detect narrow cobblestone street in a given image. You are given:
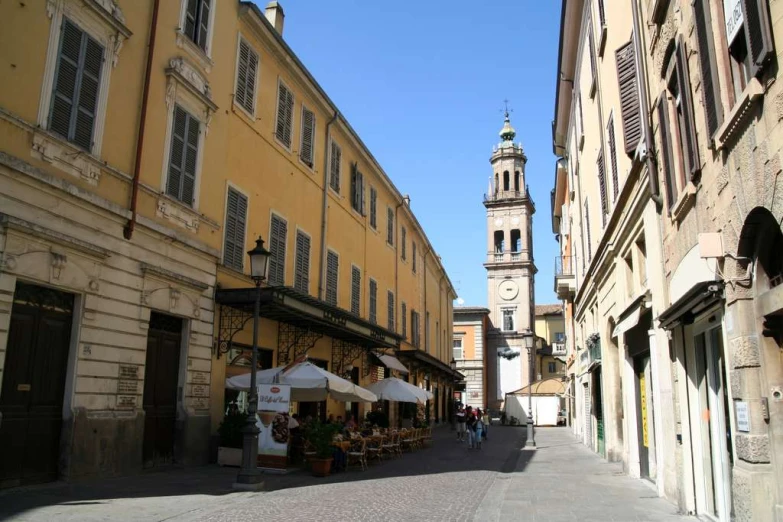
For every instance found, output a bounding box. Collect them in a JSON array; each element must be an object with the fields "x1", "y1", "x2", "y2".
[{"x1": 0, "y1": 426, "x2": 691, "y2": 521}]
